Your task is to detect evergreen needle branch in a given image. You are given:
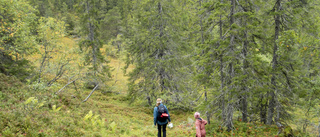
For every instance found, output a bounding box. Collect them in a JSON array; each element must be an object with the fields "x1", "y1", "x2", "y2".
[
  {"x1": 221, "y1": 27, "x2": 232, "y2": 41},
  {"x1": 194, "y1": 92, "x2": 204, "y2": 102},
  {"x1": 235, "y1": 0, "x2": 246, "y2": 11}
]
